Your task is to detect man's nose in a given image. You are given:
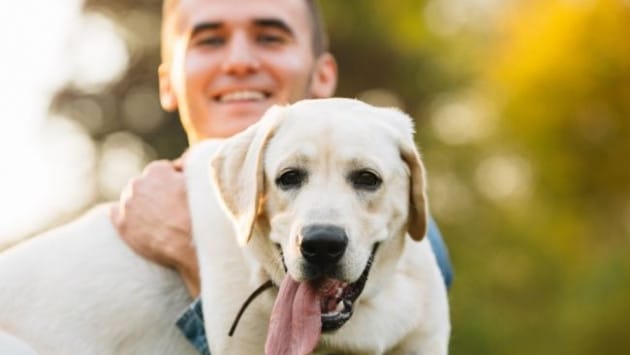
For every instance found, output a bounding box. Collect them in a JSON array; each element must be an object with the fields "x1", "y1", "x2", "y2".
[{"x1": 221, "y1": 32, "x2": 260, "y2": 75}]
